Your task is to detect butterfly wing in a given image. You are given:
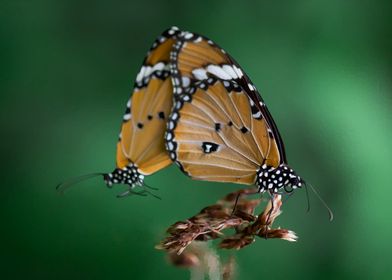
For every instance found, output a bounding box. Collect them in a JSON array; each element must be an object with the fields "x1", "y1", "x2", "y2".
[
  {"x1": 166, "y1": 31, "x2": 285, "y2": 185},
  {"x1": 116, "y1": 27, "x2": 180, "y2": 175}
]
